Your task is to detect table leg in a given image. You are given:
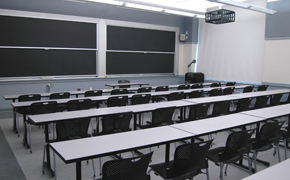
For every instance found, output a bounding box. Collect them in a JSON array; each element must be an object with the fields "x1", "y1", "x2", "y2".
[
  {"x1": 22, "y1": 110, "x2": 30, "y2": 148},
  {"x1": 76, "y1": 161, "x2": 82, "y2": 180},
  {"x1": 134, "y1": 114, "x2": 137, "y2": 130},
  {"x1": 43, "y1": 124, "x2": 55, "y2": 177},
  {"x1": 165, "y1": 143, "x2": 170, "y2": 162}
]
